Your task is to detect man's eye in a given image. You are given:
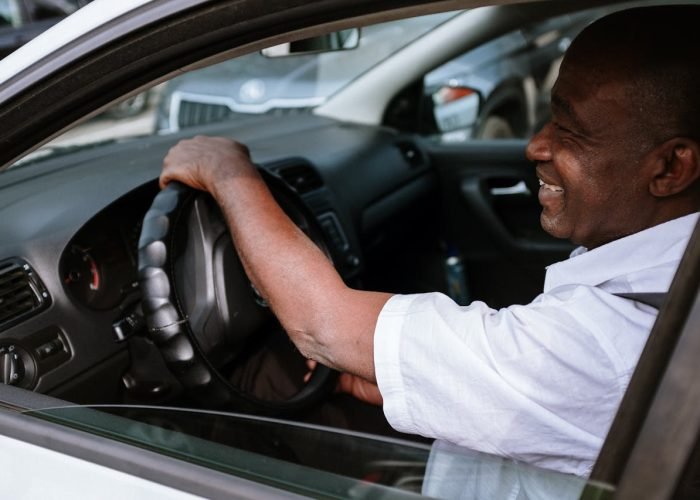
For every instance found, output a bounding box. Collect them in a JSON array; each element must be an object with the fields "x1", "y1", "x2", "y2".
[{"x1": 552, "y1": 122, "x2": 574, "y2": 136}]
